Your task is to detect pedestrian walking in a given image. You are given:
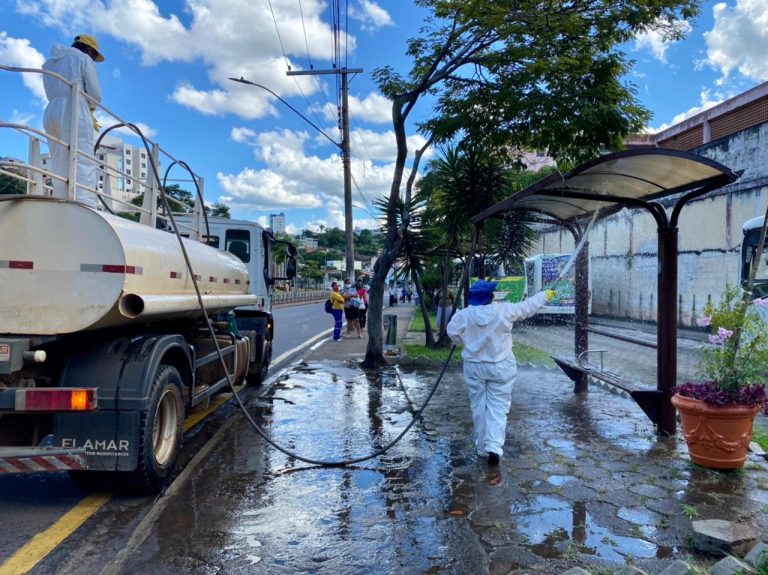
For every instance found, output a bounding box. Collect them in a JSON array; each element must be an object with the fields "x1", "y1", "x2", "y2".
[
  {"x1": 42, "y1": 34, "x2": 104, "y2": 207},
  {"x1": 388, "y1": 285, "x2": 398, "y2": 307},
  {"x1": 355, "y1": 280, "x2": 368, "y2": 329},
  {"x1": 329, "y1": 282, "x2": 345, "y2": 342},
  {"x1": 446, "y1": 280, "x2": 555, "y2": 466},
  {"x1": 436, "y1": 288, "x2": 454, "y2": 332},
  {"x1": 406, "y1": 286, "x2": 413, "y2": 304},
  {"x1": 342, "y1": 278, "x2": 362, "y2": 338}
]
